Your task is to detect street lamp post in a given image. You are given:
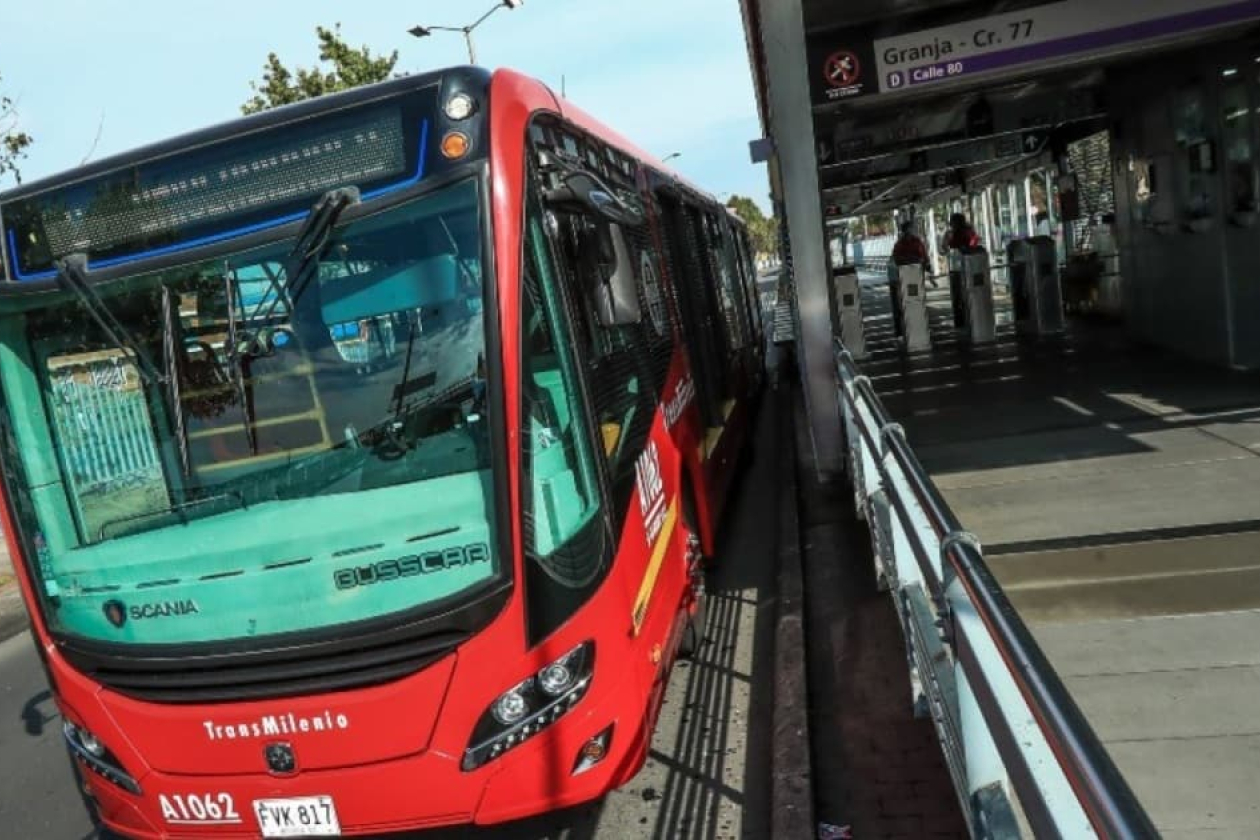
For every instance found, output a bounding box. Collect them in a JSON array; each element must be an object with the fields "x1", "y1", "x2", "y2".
[
  {"x1": 662, "y1": 152, "x2": 682, "y2": 163},
  {"x1": 408, "y1": 0, "x2": 523, "y2": 65}
]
